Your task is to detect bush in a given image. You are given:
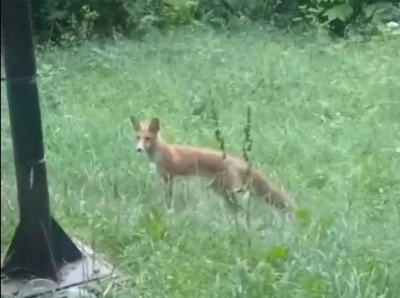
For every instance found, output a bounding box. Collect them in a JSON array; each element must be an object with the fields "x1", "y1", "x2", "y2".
[
  {"x1": 297, "y1": 0, "x2": 400, "y2": 36},
  {"x1": 30, "y1": 0, "x2": 163, "y2": 44},
  {"x1": 29, "y1": 0, "x2": 399, "y2": 43}
]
